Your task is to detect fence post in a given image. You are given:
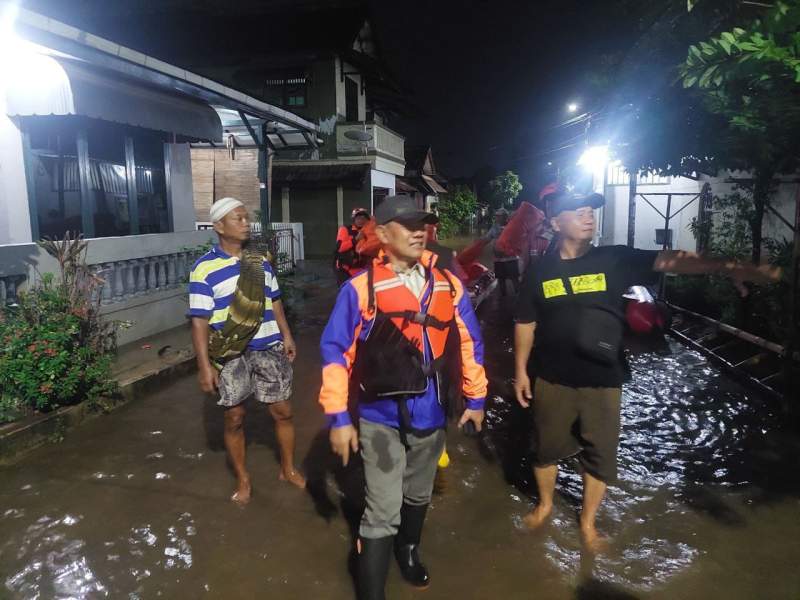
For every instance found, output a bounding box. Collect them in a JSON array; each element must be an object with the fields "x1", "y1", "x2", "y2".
[{"x1": 627, "y1": 174, "x2": 637, "y2": 247}]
